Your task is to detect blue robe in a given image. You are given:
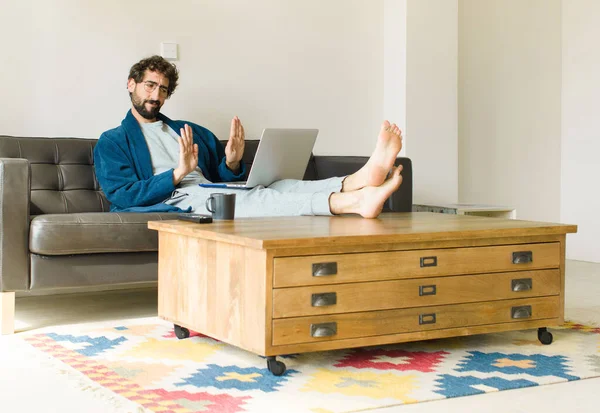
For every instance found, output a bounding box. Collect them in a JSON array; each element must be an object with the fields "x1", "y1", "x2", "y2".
[{"x1": 94, "y1": 110, "x2": 246, "y2": 212}]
